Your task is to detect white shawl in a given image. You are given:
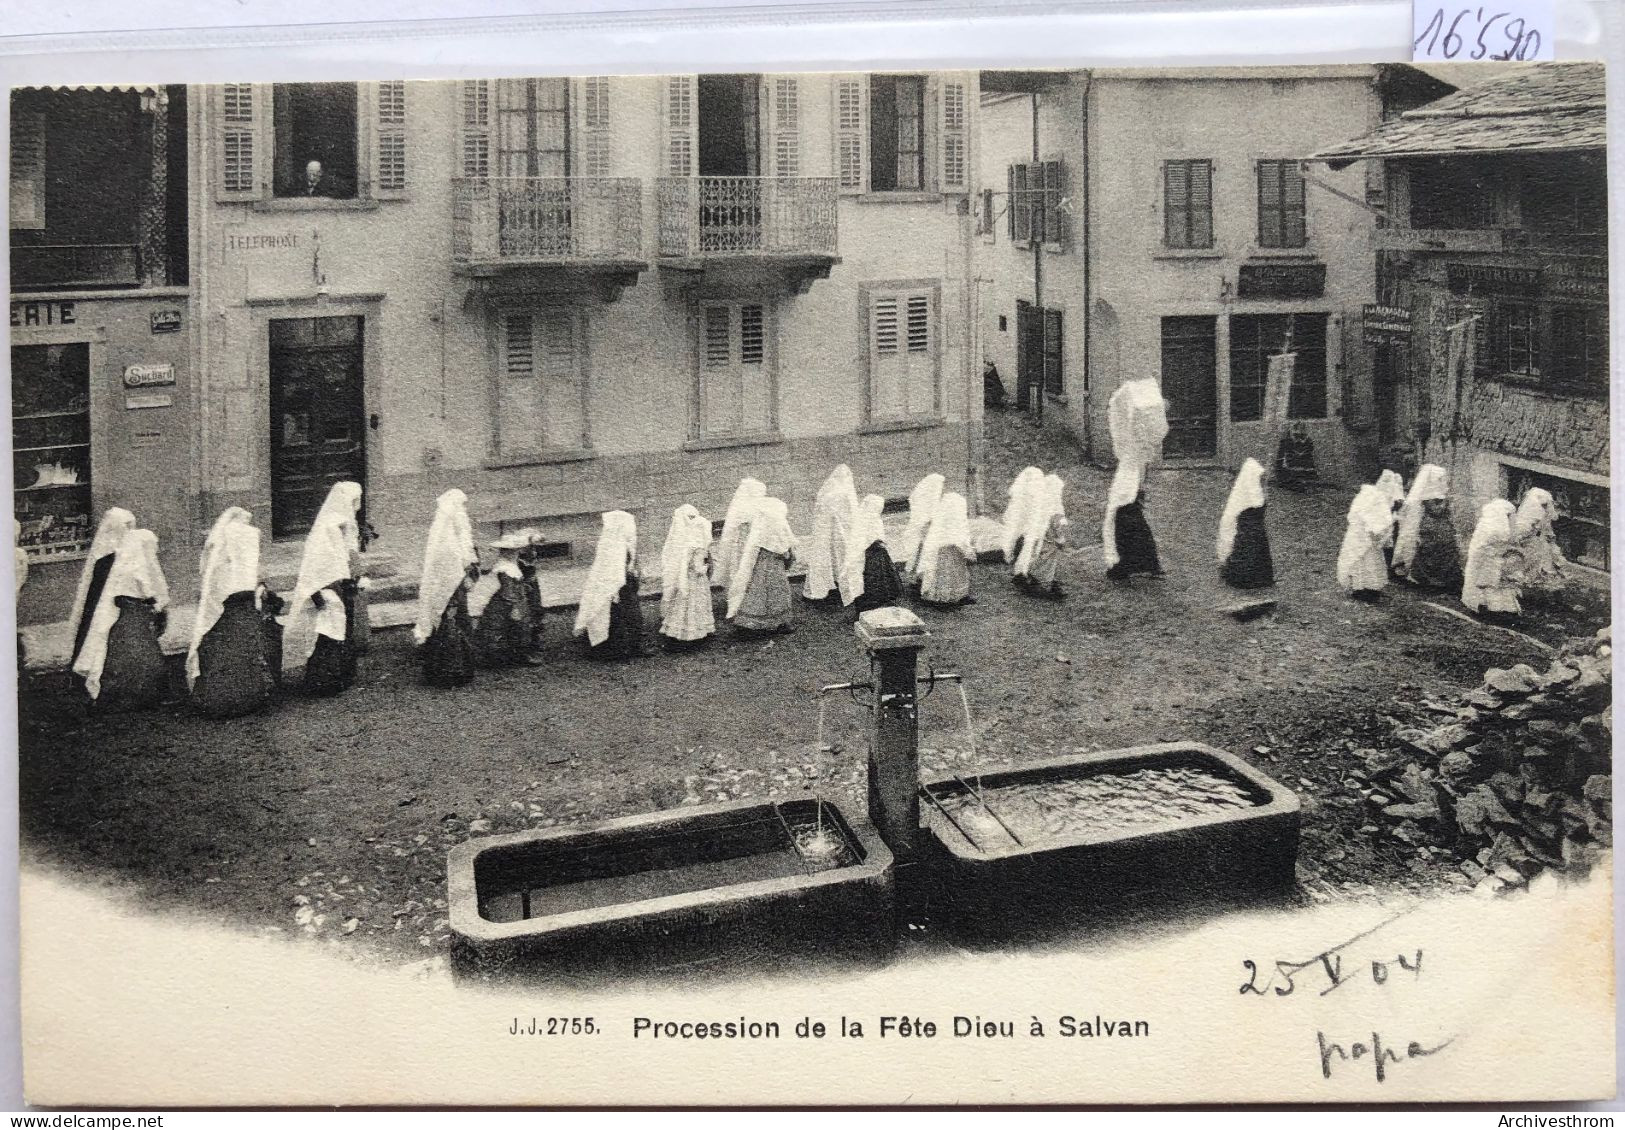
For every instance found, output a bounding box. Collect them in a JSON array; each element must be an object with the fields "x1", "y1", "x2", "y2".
[
  {"x1": 727, "y1": 497, "x2": 796, "y2": 619},
  {"x1": 1462, "y1": 499, "x2": 1519, "y2": 611},
  {"x1": 1513, "y1": 487, "x2": 1561, "y2": 544},
  {"x1": 660, "y1": 504, "x2": 712, "y2": 609},
  {"x1": 1217, "y1": 458, "x2": 1267, "y2": 564},
  {"x1": 413, "y1": 490, "x2": 477, "y2": 645},
  {"x1": 187, "y1": 510, "x2": 260, "y2": 687},
  {"x1": 574, "y1": 510, "x2": 637, "y2": 647},
  {"x1": 712, "y1": 478, "x2": 765, "y2": 590},
  {"x1": 74, "y1": 529, "x2": 168, "y2": 700},
  {"x1": 68, "y1": 507, "x2": 136, "y2": 649},
  {"x1": 918, "y1": 491, "x2": 973, "y2": 592},
  {"x1": 841, "y1": 494, "x2": 888, "y2": 606},
  {"x1": 803, "y1": 465, "x2": 857, "y2": 601},
  {"x1": 1014, "y1": 474, "x2": 1066, "y2": 577},
  {"x1": 1000, "y1": 466, "x2": 1045, "y2": 562},
  {"x1": 1374, "y1": 469, "x2": 1406, "y2": 549},
  {"x1": 1392, "y1": 463, "x2": 1448, "y2": 577},
  {"x1": 1104, "y1": 379, "x2": 1169, "y2": 569},
  {"x1": 898, "y1": 473, "x2": 945, "y2": 574},
  {"x1": 283, "y1": 482, "x2": 363, "y2": 673},
  {"x1": 1337, "y1": 485, "x2": 1393, "y2": 594}
]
